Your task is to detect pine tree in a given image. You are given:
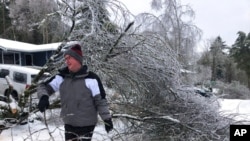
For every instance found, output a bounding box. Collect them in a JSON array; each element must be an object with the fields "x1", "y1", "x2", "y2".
[
  {"x1": 230, "y1": 31, "x2": 250, "y2": 88},
  {"x1": 0, "y1": 1, "x2": 12, "y2": 37},
  {"x1": 210, "y1": 36, "x2": 227, "y2": 81}
]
